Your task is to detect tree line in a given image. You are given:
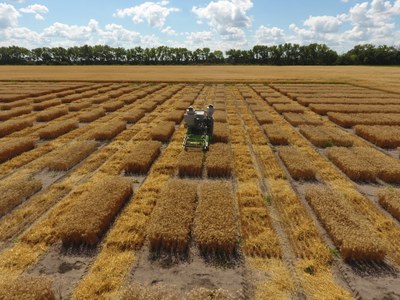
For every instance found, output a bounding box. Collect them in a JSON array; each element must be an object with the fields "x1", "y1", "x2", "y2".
[{"x1": 1, "y1": 43, "x2": 399, "y2": 65}]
